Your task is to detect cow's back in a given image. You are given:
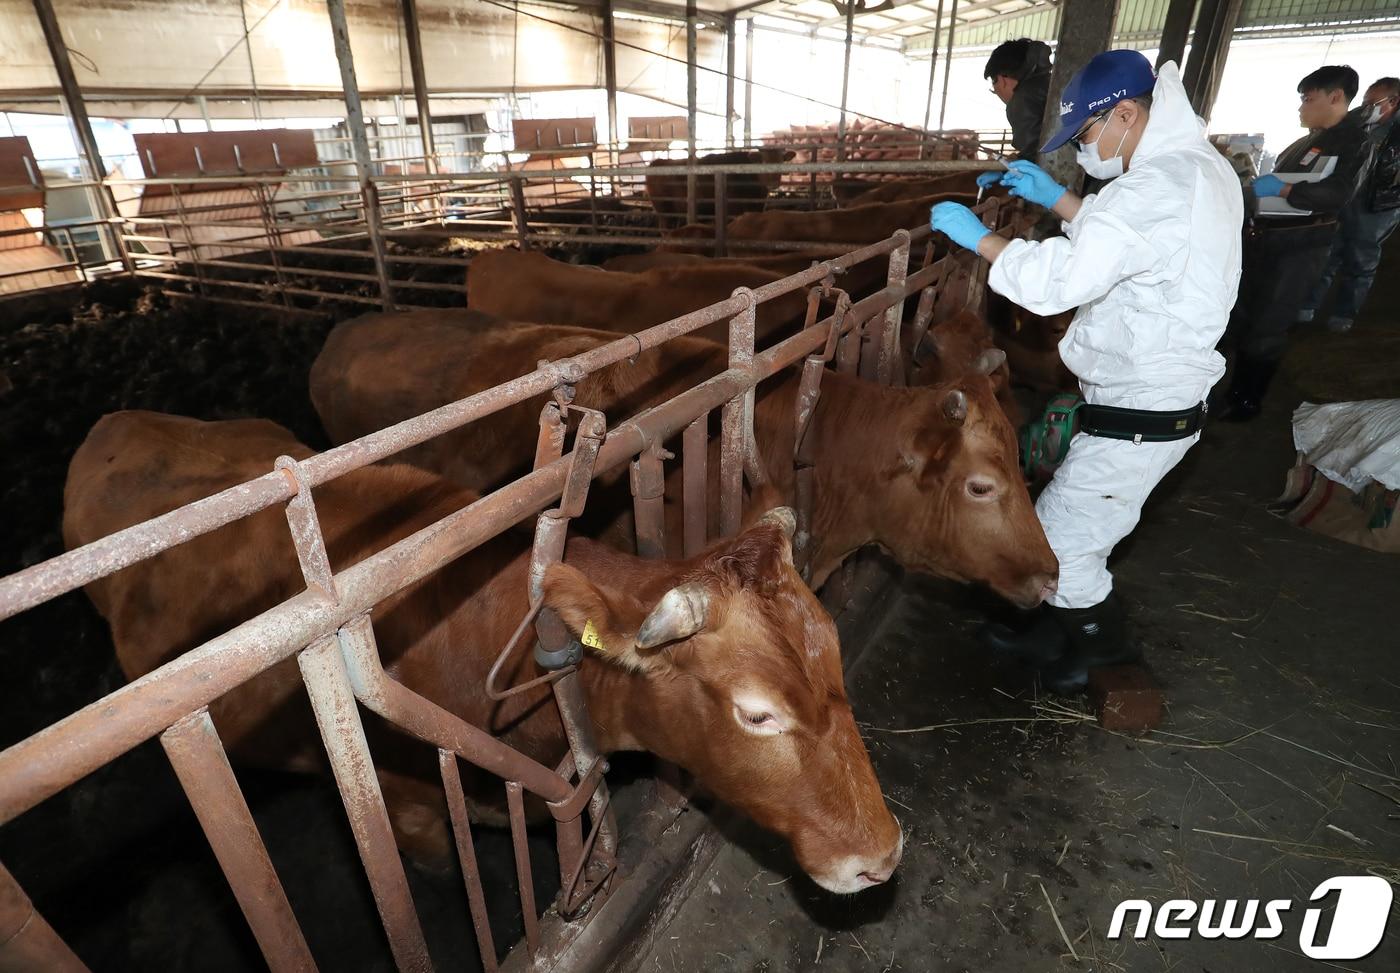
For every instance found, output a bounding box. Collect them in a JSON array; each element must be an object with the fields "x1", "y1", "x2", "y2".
[
  {"x1": 62, "y1": 411, "x2": 483, "y2": 769},
  {"x1": 728, "y1": 192, "x2": 974, "y2": 245},
  {"x1": 312, "y1": 312, "x2": 728, "y2": 492}
]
